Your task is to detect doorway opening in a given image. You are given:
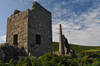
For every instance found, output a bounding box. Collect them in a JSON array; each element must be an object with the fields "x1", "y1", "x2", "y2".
[
  {"x1": 36, "y1": 34, "x2": 41, "y2": 44},
  {"x1": 13, "y1": 34, "x2": 18, "y2": 45}
]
